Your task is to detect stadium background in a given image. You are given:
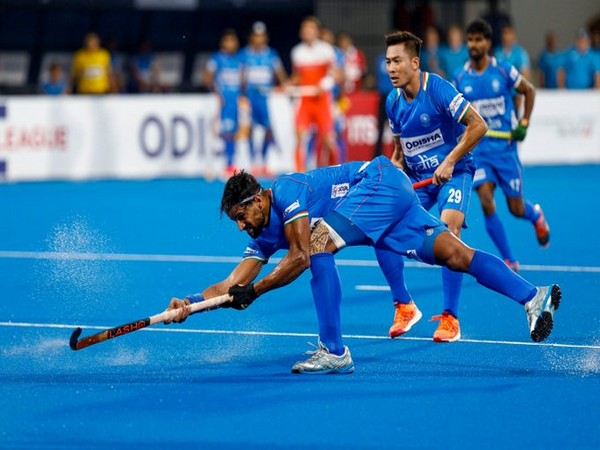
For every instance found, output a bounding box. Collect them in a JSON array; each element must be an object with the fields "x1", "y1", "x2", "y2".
[
  {"x1": 0, "y1": 0, "x2": 598, "y2": 94},
  {"x1": 0, "y1": 0, "x2": 598, "y2": 181}
]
